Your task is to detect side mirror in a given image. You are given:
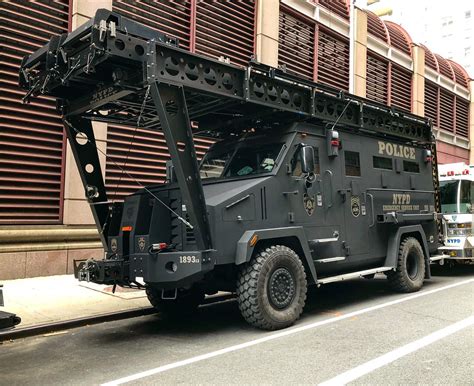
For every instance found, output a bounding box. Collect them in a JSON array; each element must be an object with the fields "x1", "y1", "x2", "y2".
[{"x1": 300, "y1": 145, "x2": 315, "y2": 174}]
